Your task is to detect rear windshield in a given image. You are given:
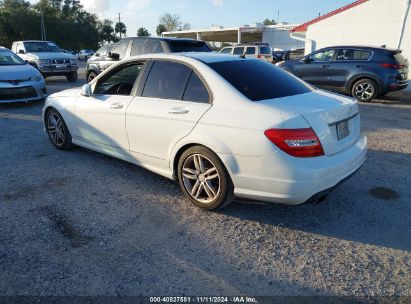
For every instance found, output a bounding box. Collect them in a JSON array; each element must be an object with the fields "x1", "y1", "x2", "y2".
[
  {"x1": 169, "y1": 41, "x2": 211, "y2": 53},
  {"x1": 207, "y1": 59, "x2": 311, "y2": 101},
  {"x1": 260, "y1": 46, "x2": 272, "y2": 55}
]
